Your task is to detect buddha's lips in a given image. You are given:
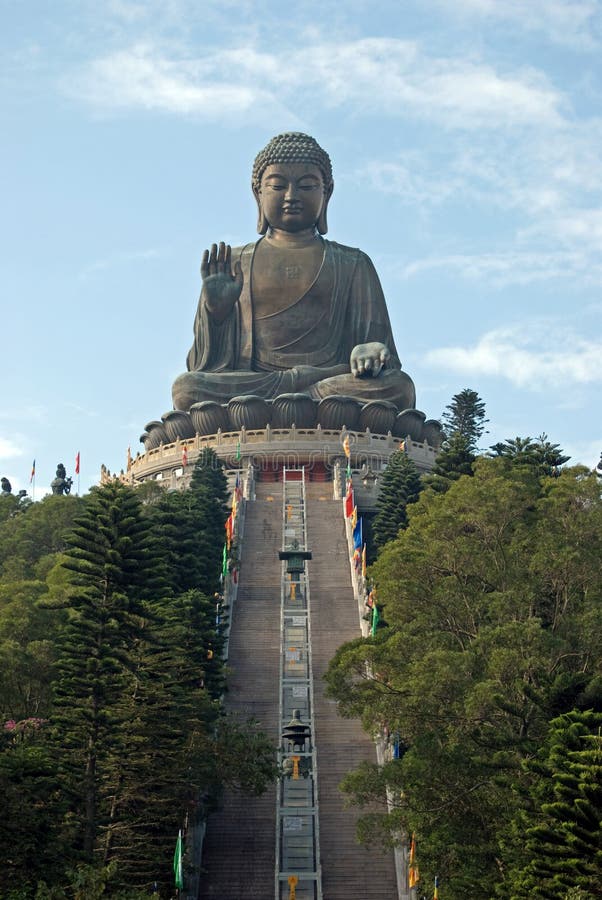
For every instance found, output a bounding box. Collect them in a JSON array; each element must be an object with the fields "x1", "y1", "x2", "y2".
[{"x1": 282, "y1": 205, "x2": 302, "y2": 213}]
